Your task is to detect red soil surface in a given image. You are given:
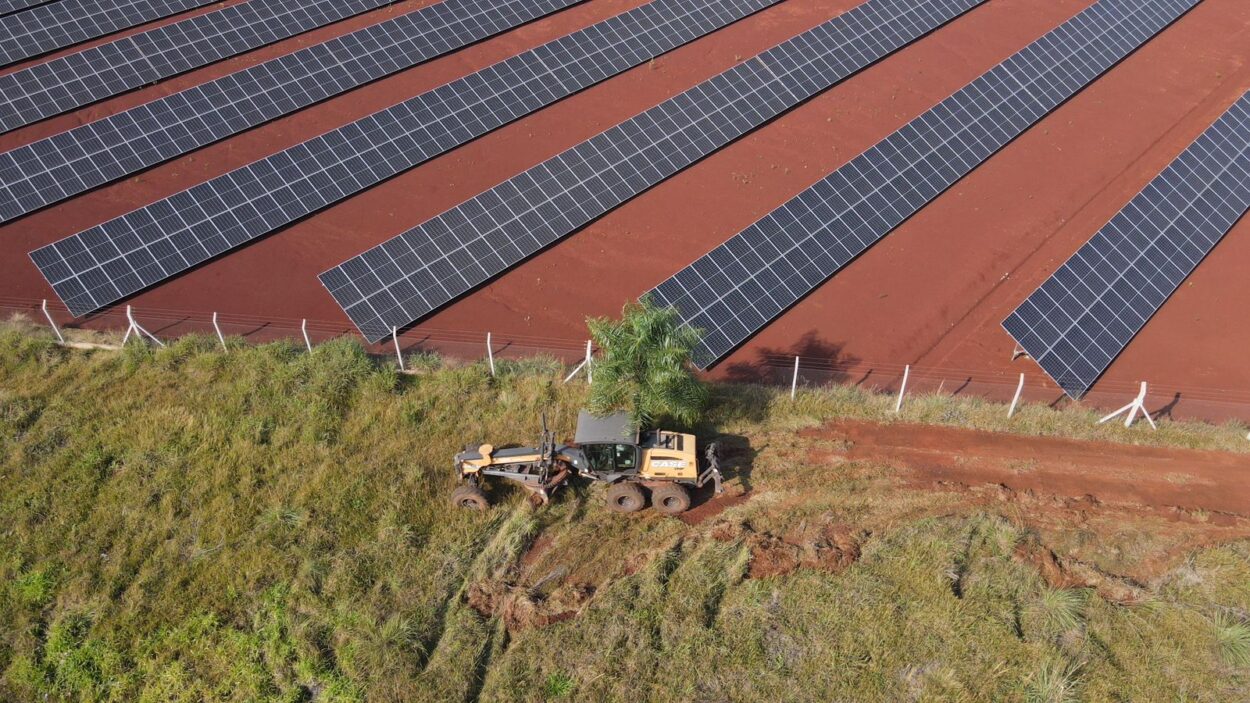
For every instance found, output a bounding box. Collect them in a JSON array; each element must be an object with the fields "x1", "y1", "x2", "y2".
[
  {"x1": 807, "y1": 418, "x2": 1250, "y2": 587},
  {"x1": 2, "y1": 0, "x2": 1249, "y2": 420},
  {"x1": 807, "y1": 419, "x2": 1250, "y2": 519}
]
